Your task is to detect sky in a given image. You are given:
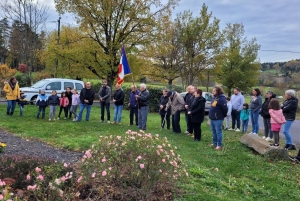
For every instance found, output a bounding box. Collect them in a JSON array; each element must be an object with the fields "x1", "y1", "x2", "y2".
[{"x1": 42, "y1": 0, "x2": 300, "y2": 63}]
